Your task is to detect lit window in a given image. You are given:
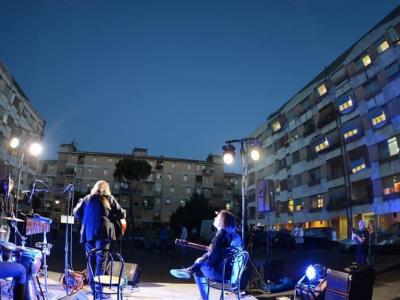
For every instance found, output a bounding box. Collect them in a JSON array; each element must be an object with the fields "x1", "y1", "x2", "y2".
[
  {"x1": 225, "y1": 203, "x2": 231, "y2": 210},
  {"x1": 272, "y1": 121, "x2": 281, "y2": 132},
  {"x1": 288, "y1": 199, "x2": 294, "y2": 212},
  {"x1": 344, "y1": 128, "x2": 358, "y2": 140},
  {"x1": 295, "y1": 199, "x2": 303, "y2": 211},
  {"x1": 338, "y1": 97, "x2": 353, "y2": 112},
  {"x1": 377, "y1": 40, "x2": 389, "y2": 54},
  {"x1": 371, "y1": 112, "x2": 386, "y2": 126},
  {"x1": 388, "y1": 137, "x2": 399, "y2": 156},
  {"x1": 351, "y1": 162, "x2": 366, "y2": 174},
  {"x1": 361, "y1": 54, "x2": 372, "y2": 67},
  {"x1": 317, "y1": 84, "x2": 327, "y2": 96},
  {"x1": 315, "y1": 138, "x2": 329, "y2": 153},
  {"x1": 316, "y1": 195, "x2": 324, "y2": 208}
]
